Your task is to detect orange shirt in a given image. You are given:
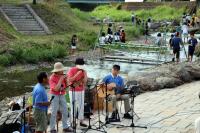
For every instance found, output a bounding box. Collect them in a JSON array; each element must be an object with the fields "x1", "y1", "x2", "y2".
[
  {"x1": 49, "y1": 74, "x2": 67, "y2": 95},
  {"x1": 67, "y1": 67, "x2": 86, "y2": 91}
]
